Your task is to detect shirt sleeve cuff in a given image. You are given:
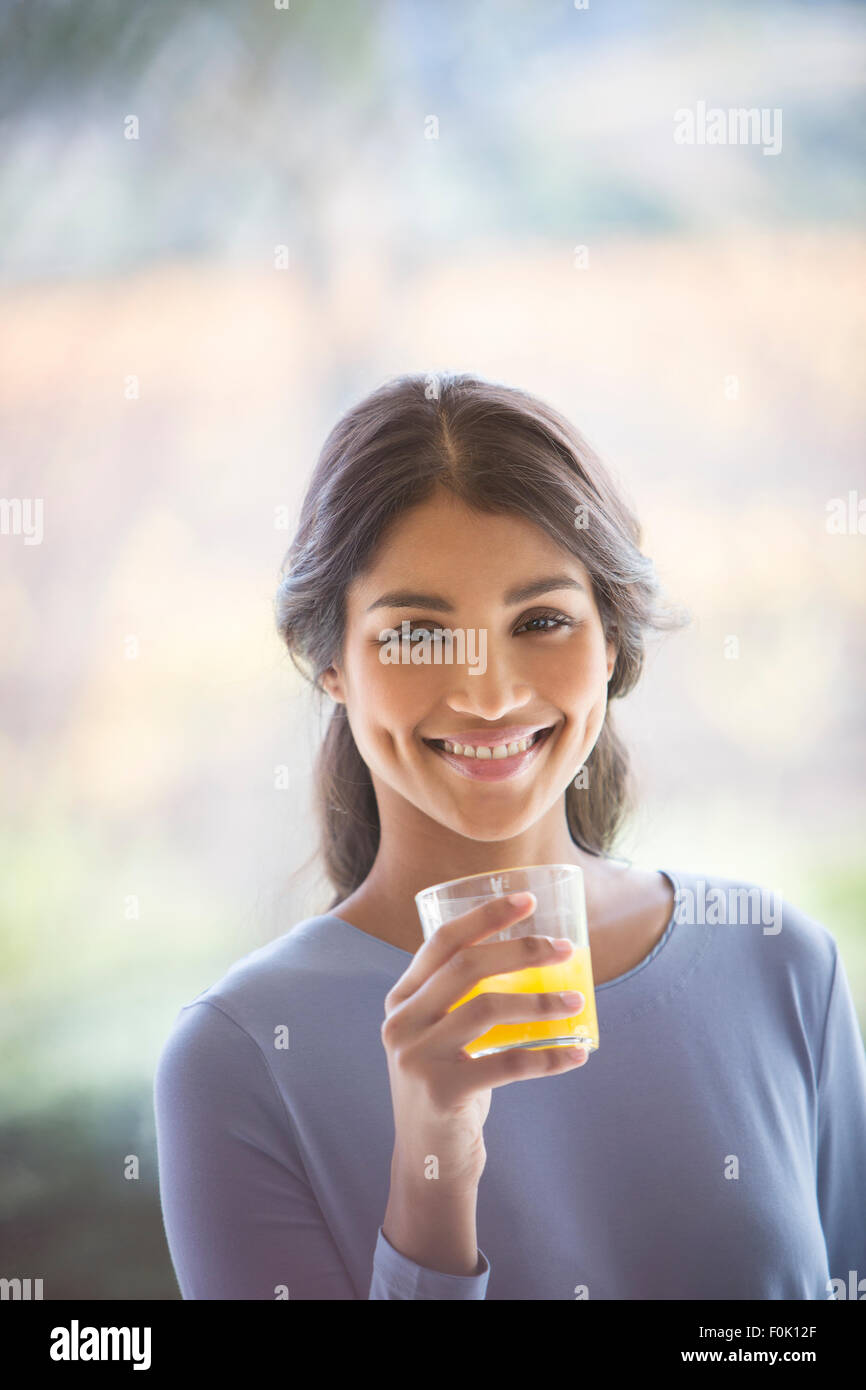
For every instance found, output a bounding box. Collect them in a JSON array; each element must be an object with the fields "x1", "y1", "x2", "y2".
[{"x1": 368, "y1": 1225, "x2": 490, "y2": 1299}]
